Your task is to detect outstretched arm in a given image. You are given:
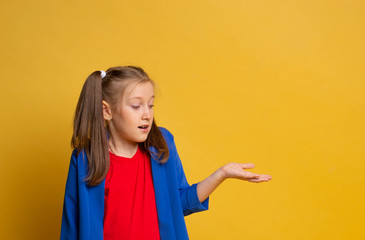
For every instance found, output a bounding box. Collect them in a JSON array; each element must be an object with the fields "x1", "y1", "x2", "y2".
[{"x1": 196, "y1": 163, "x2": 272, "y2": 203}]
